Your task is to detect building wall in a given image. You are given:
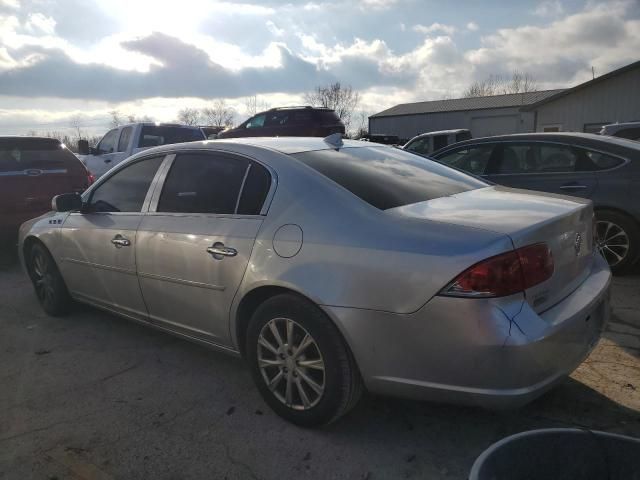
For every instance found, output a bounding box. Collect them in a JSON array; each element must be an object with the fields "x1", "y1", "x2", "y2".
[
  {"x1": 369, "y1": 107, "x2": 535, "y2": 141},
  {"x1": 534, "y1": 66, "x2": 640, "y2": 133}
]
